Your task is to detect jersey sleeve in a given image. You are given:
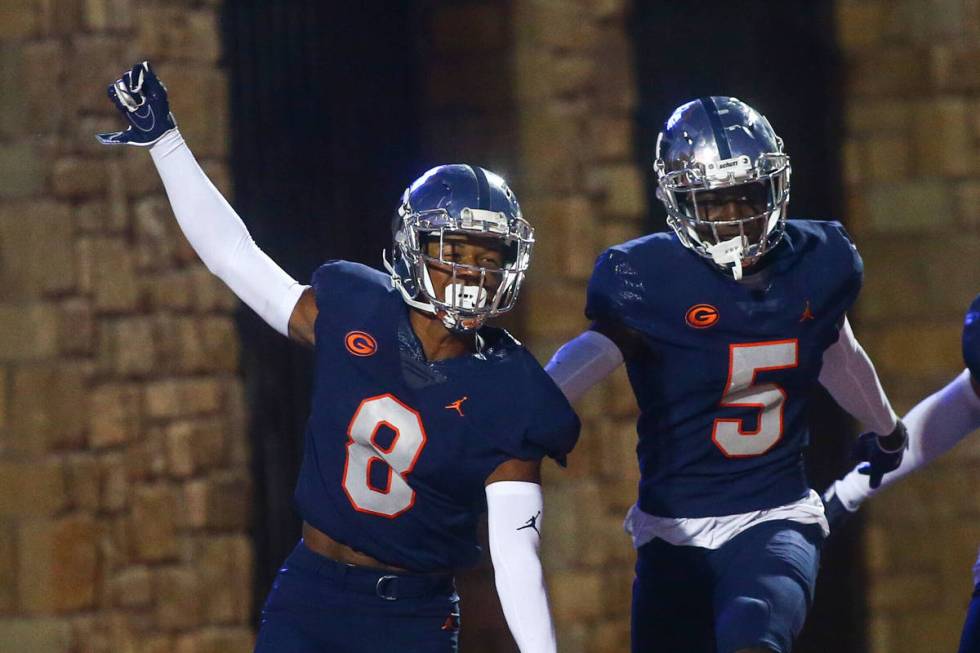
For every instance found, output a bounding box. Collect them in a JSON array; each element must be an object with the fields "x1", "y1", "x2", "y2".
[
  {"x1": 824, "y1": 221, "x2": 864, "y2": 325},
  {"x1": 585, "y1": 247, "x2": 651, "y2": 330},
  {"x1": 310, "y1": 260, "x2": 392, "y2": 321},
  {"x1": 500, "y1": 358, "x2": 581, "y2": 467}
]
